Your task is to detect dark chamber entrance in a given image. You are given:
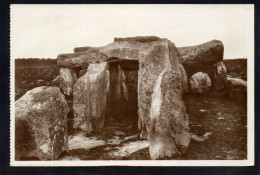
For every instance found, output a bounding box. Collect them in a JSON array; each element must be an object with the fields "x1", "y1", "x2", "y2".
[{"x1": 105, "y1": 60, "x2": 139, "y2": 128}]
